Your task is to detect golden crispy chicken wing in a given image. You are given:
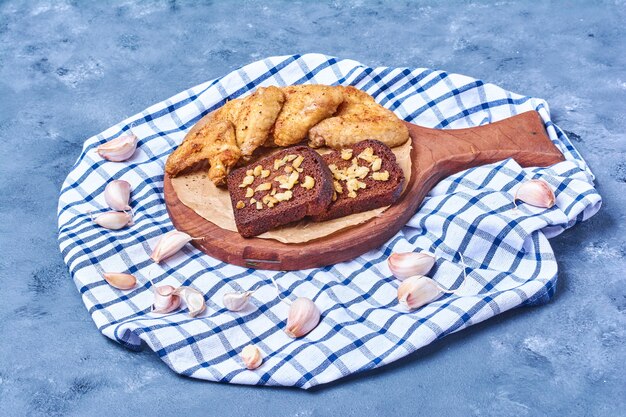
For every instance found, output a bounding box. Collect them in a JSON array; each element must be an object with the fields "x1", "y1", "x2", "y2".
[
  {"x1": 234, "y1": 86, "x2": 285, "y2": 158},
  {"x1": 270, "y1": 85, "x2": 344, "y2": 147},
  {"x1": 308, "y1": 86, "x2": 409, "y2": 149},
  {"x1": 165, "y1": 88, "x2": 284, "y2": 184},
  {"x1": 165, "y1": 113, "x2": 241, "y2": 186},
  {"x1": 203, "y1": 120, "x2": 242, "y2": 185}
]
